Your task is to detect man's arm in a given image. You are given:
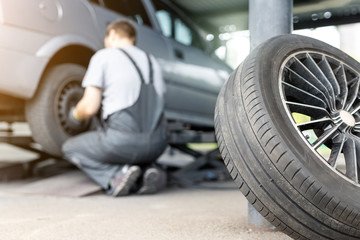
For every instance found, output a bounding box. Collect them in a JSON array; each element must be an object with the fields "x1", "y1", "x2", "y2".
[{"x1": 73, "y1": 86, "x2": 102, "y2": 121}]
